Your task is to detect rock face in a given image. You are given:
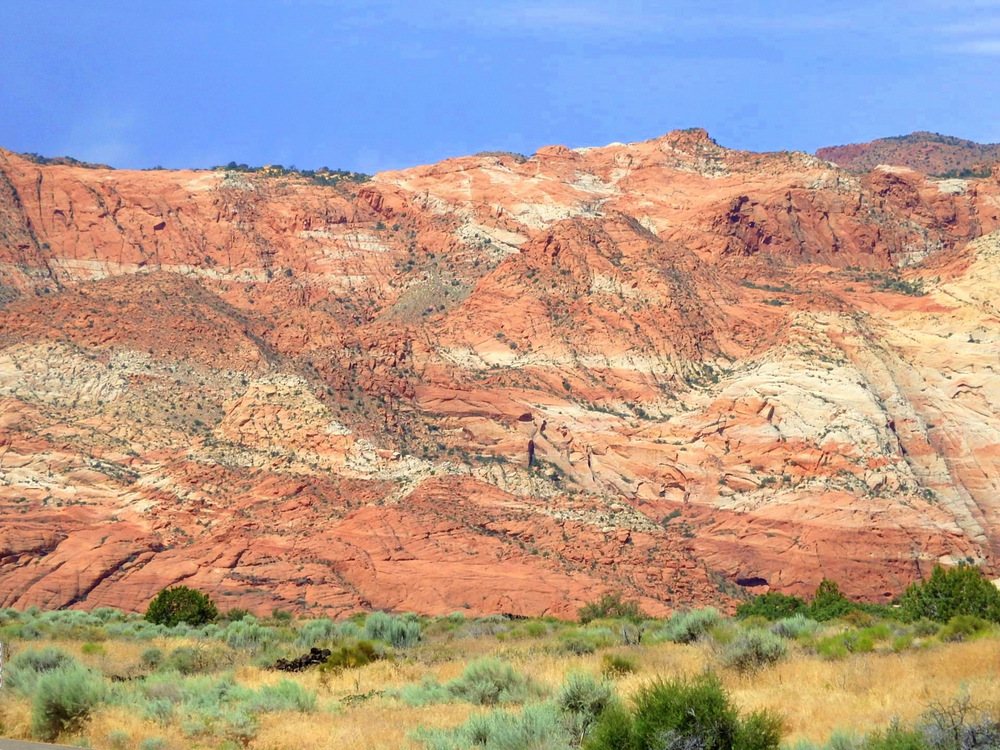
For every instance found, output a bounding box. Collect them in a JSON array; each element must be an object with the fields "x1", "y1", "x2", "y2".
[
  {"x1": 1, "y1": 130, "x2": 999, "y2": 617},
  {"x1": 817, "y1": 131, "x2": 1000, "y2": 176}
]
